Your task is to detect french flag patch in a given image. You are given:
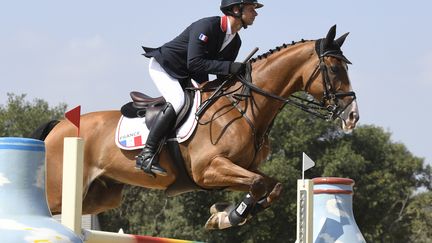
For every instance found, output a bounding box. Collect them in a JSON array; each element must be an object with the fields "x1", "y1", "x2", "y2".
[
  {"x1": 120, "y1": 135, "x2": 143, "y2": 147},
  {"x1": 198, "y1": 33, "x2": 208, "y2": 43}
]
